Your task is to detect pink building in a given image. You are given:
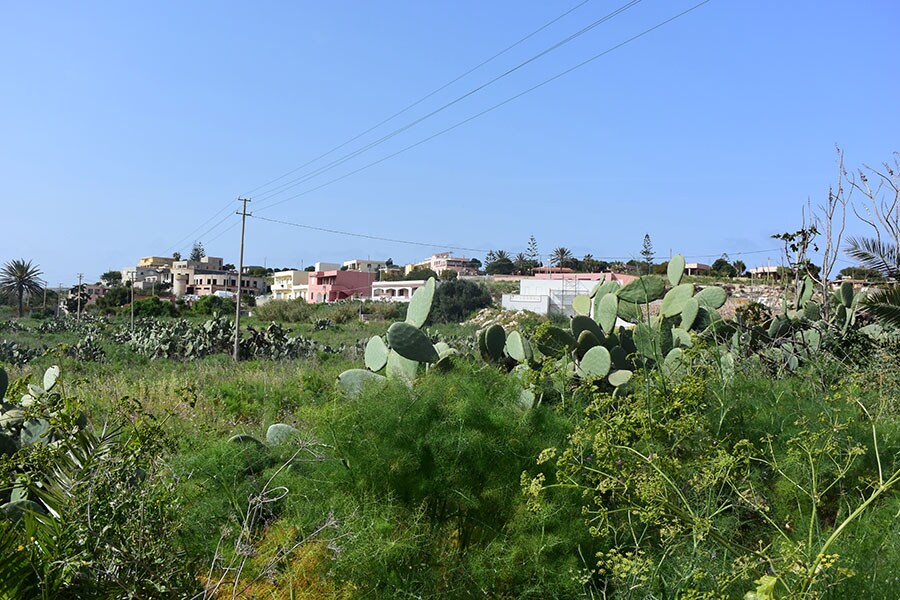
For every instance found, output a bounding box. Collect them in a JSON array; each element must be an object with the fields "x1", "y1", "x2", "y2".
[{"x1": 307, "y1": 270, "x2": 375, "y2": 303}]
